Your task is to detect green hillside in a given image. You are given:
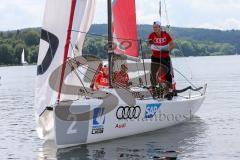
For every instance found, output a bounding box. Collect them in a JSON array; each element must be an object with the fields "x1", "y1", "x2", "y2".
[{"x1": 0, "y1": 25, "x2": 239, "y2": 65}]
